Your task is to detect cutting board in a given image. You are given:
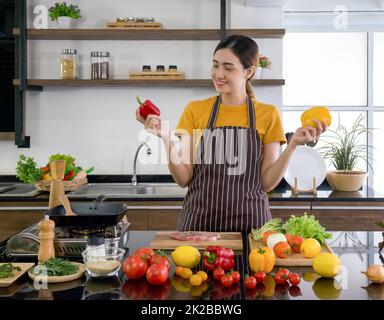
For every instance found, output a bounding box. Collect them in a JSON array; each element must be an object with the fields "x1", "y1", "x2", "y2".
[
  {"x1": 248, "y1": 234, "x2": 334, "y2": 267},
  {"x1": 28, "y1": 262, "x2": 86, "y2": 284},
  {"x1": 150, "y1": 232, "x2": 243, "y2": 250},
  {"x1": 0, "y1": 263, "x2": 35, "y2": 288}
]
